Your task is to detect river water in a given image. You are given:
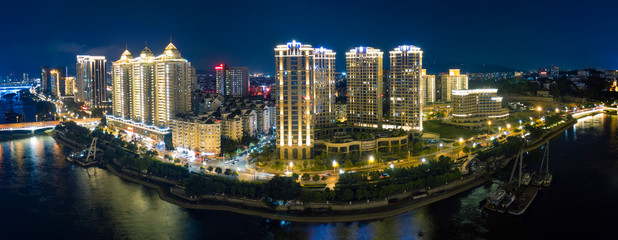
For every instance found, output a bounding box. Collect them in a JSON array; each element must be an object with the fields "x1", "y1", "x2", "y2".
[{"x1": 1, "y1": 113, "x2": 617, "y2": 240}]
